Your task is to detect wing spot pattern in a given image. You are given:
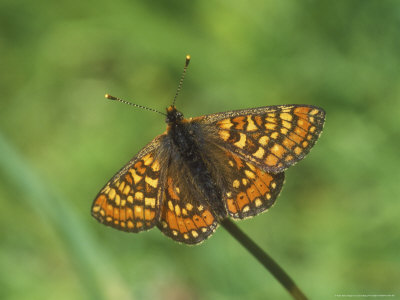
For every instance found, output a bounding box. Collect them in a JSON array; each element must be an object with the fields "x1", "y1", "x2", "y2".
[
  {"x1": 294, "y1": 146, "x2": 302, "y2": 155},
  {"x1": 145, "y1": 176, "x2": 158, "y2": 188},
  {"x1": 266, "y1": 123, "x2": 277, "y2": 130},
  {"x1": 175, "y1": 204, "x2": 181, "y2": 216},
  {"x1": 109, "y1": 188, "x2": 116, "y2": 200},
  {"x1": 115, "y1": 194, "x2": 121, "y2": 206},
  {"x1": 246, "y1": 116, "x2": 258, "y2": 131},
  {"x1": 234, "y1": 133, "x2": 247, "y2": 149},
  {"x1": 253, "y1": 147, "x2": 265, "y2": 159},
  {"x1": 233, "y1": 179, "x2": 240, "y2": 188},
  {"x1": 259, "y1": 135, "x2": 269, "y2": 146},
  {"x1": 232, "y1": 116, "x2": 246, "y2": 130},
  {"x1": 244, "y1": 170, "x2": 256, "y2": 179},
  {"x1": 280, "y1": 113, "x2": 293, "y2": 121},
  {"x1": 129, "y1": 169, "x2": 143, "y2": 184},
  {"x1": 265, "y1": 154, "x2": 279, "y2": 166},
  {"x1": 219, "y1": 130, "x2": 230, "y2": 141}
]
